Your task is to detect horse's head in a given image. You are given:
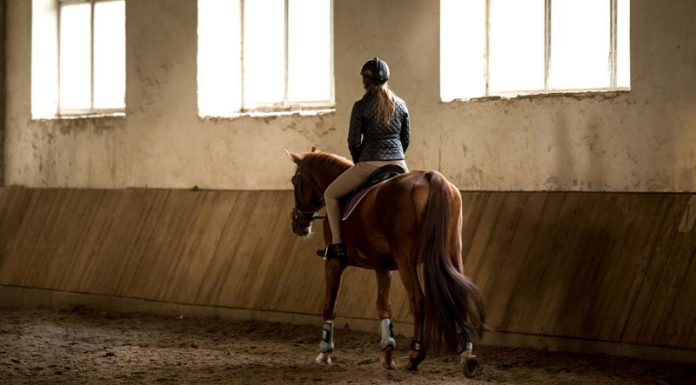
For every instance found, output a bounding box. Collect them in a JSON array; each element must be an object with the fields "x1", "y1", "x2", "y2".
[{"x1": 286, "y1": 147, "x2": 324, "y2": 236}]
